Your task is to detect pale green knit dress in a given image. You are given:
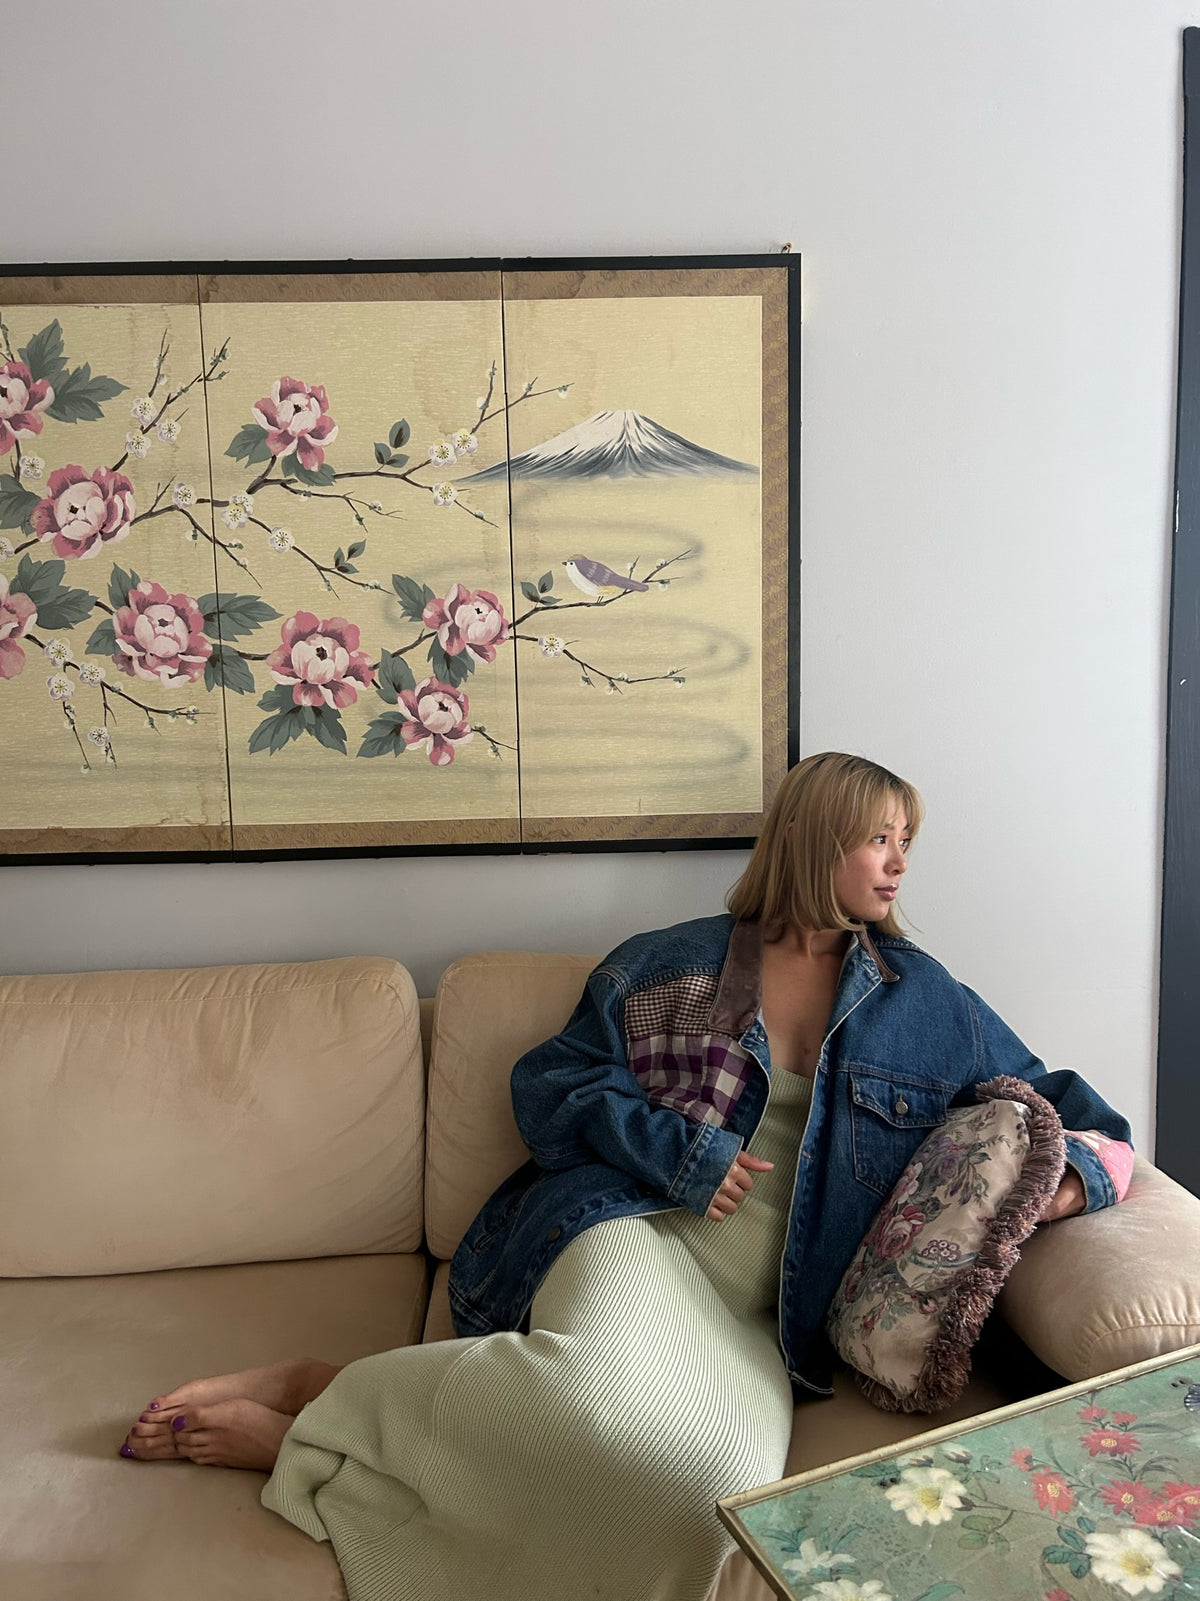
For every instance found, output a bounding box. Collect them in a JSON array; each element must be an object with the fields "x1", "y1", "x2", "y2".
[{"x1": 264, "y1": 1069, "x2": 811, "y2": 1601}]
